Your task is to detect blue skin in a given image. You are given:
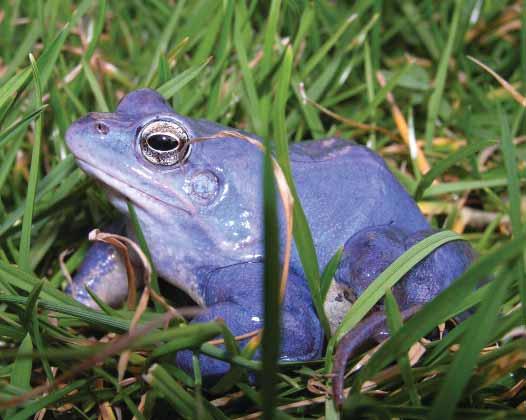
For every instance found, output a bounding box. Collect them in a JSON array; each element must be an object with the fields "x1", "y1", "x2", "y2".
[{"x1": 65, "y1": 89, "x2": 474, "y2": 381}]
